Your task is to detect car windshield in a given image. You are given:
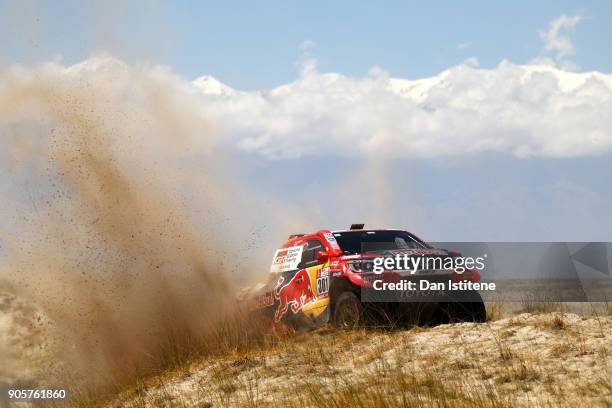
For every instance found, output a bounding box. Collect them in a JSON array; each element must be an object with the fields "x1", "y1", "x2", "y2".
[{"x1": 332, "y1": 230, "x2": 428, "y2": 255}]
